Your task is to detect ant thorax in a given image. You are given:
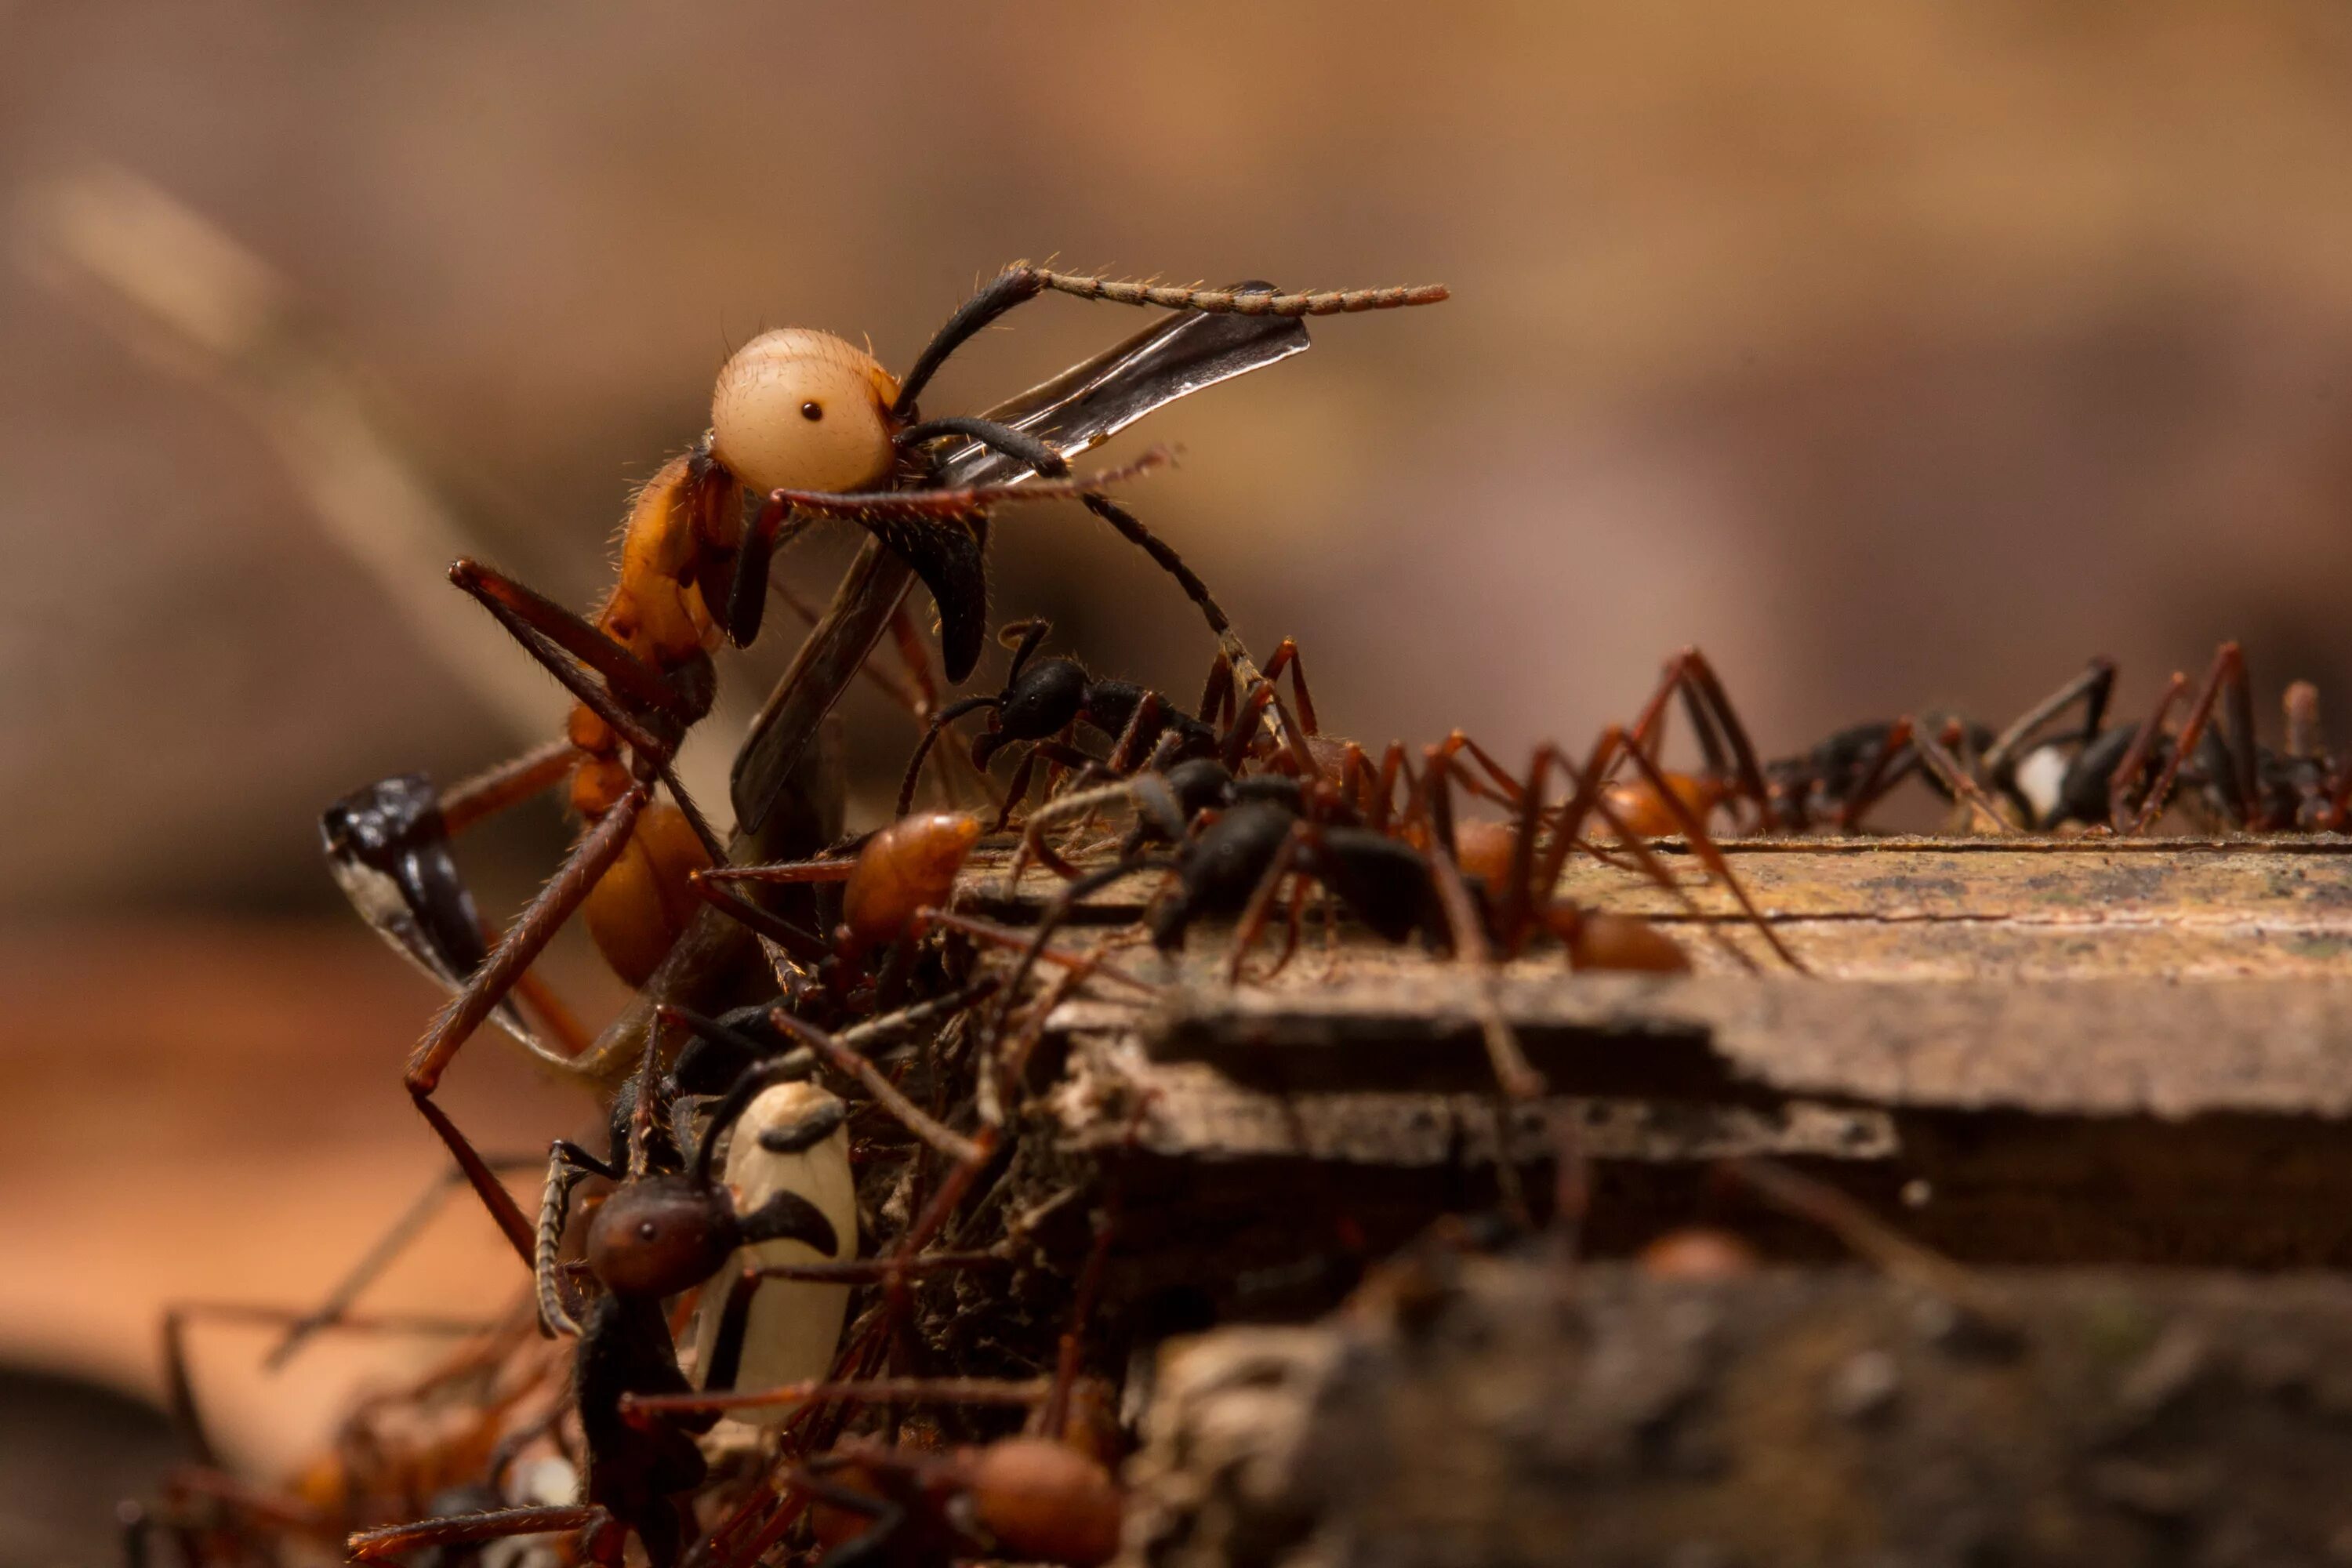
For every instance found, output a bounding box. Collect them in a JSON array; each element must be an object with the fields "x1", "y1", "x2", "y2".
[
  {"x1": 686, "y1": 1080, "x2": 858, "y2": 1424},
  {"x1": 2013, "y1": 745, "x2": 2071, "y2": 827}
]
